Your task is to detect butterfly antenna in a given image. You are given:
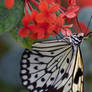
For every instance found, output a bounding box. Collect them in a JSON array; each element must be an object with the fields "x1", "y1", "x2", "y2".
[
  {"x1": 85, "y1": 16, "x2": 92, "y2": 34},
  {"x1": 75, "y1": 16, "x2": 82, "y2": 32}
]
